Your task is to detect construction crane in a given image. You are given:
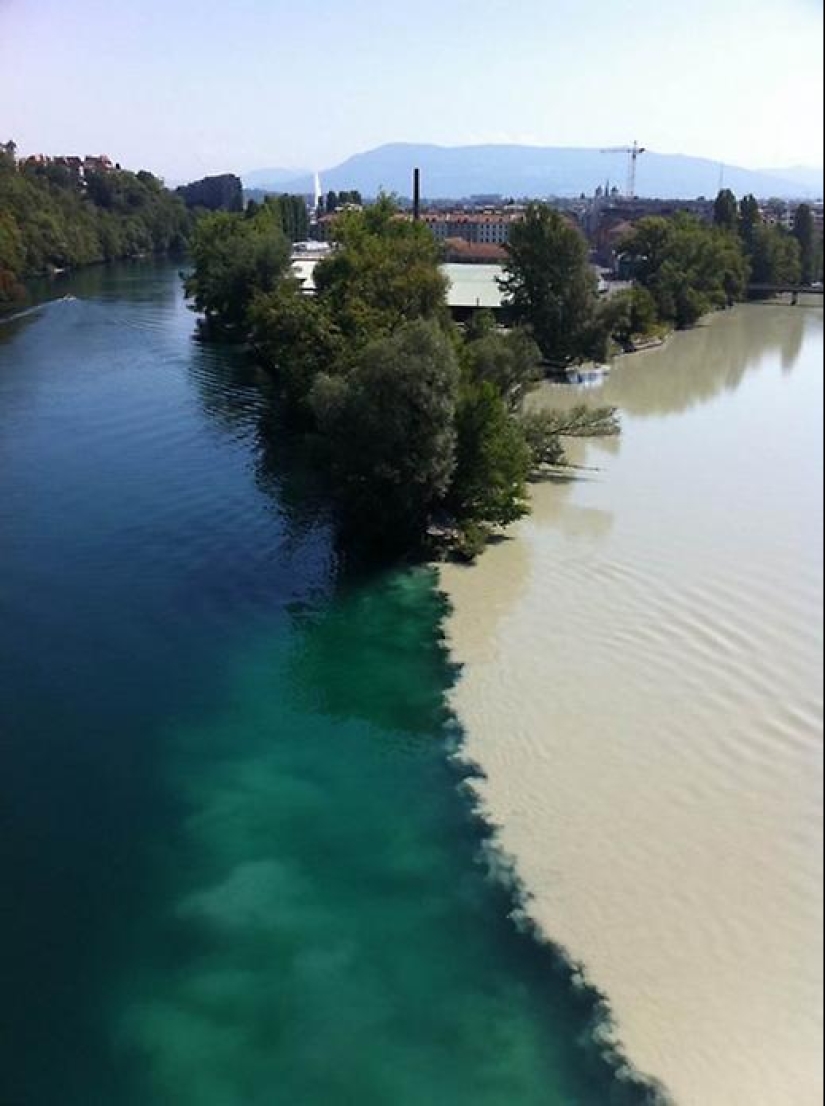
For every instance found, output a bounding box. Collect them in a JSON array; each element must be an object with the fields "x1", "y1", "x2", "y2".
[{"x1": 599, "y1": 140, "x2": 646, "y2": 198}]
